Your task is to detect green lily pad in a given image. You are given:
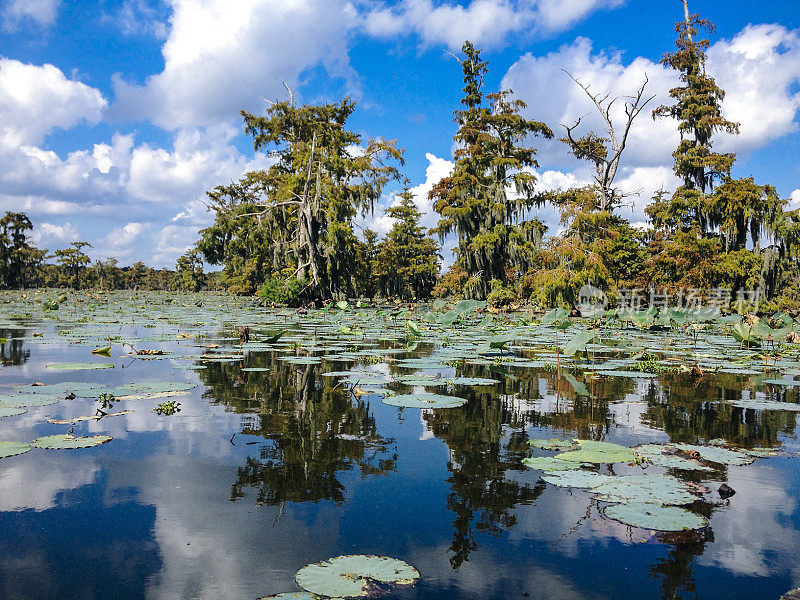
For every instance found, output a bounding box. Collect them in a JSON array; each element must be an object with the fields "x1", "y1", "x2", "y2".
[
  {"x1": 555, "y1": 440, "x2": 638, "y2": 464},
  {"x1": 258, "y1": 594, "x2": 329, "y2": 600},
  {"x1": 541, "y1": 470, "x2": 615, "y2": 489},
  {"x1": 671, "y1": 443, "x2": 753, "y2": 466},
  {"x1": 396, "y1": 376, "x2": 448, "y2": 387},
  {"x1": 32, "y1": 434, "x2": 113, "y2": 449},
  {"x1": 603, "y1": 502, "x2": 708, "y2": 531},
  {"x1": 0, "y1": 404, "x2": 27, "y2": 418},
  {"x1": 635, "y1": 444, "x2": 713, "y2": 471},
  {"x1": 595, "y1": 370, "x2": 656, "y2": 378},
  {"x1": 522, "y1": 456, "x2": 587, "y2": 471},
  {"x1": 110, "y1": 382, "x2": 197, "y2": 400},
  {"x1": 382, "y1": 393, "x2": 466, "y2": 408},
  {"x1": 528, "y1": 438, "x2": 578, "y2": 451},
  {"x1": 444, "y1": 377, "x2": 498, "y2": 386},
  {"x1": 0, "y1": 394, "x2": 61, "y2": 407},
  {"x1": 295, "y1": 555, "x2": 419, "y2": 598},
  {"x1": 46, "y1": 362, "x2": 115, "y2": 370},
  {"x1": 589, "y1": 474, "x2": 697, "y2": 505},
  {"x1": 0, "y1": 441, "x2": 31, "y2": 458},
  {"x1": 279, "y1": 356, "x2": 323, "y2": 365}
]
